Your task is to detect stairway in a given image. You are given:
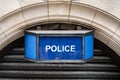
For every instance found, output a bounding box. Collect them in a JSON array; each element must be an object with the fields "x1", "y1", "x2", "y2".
[{"x1": 0, "y1": 45, "x2": 120, "y2": 80}]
